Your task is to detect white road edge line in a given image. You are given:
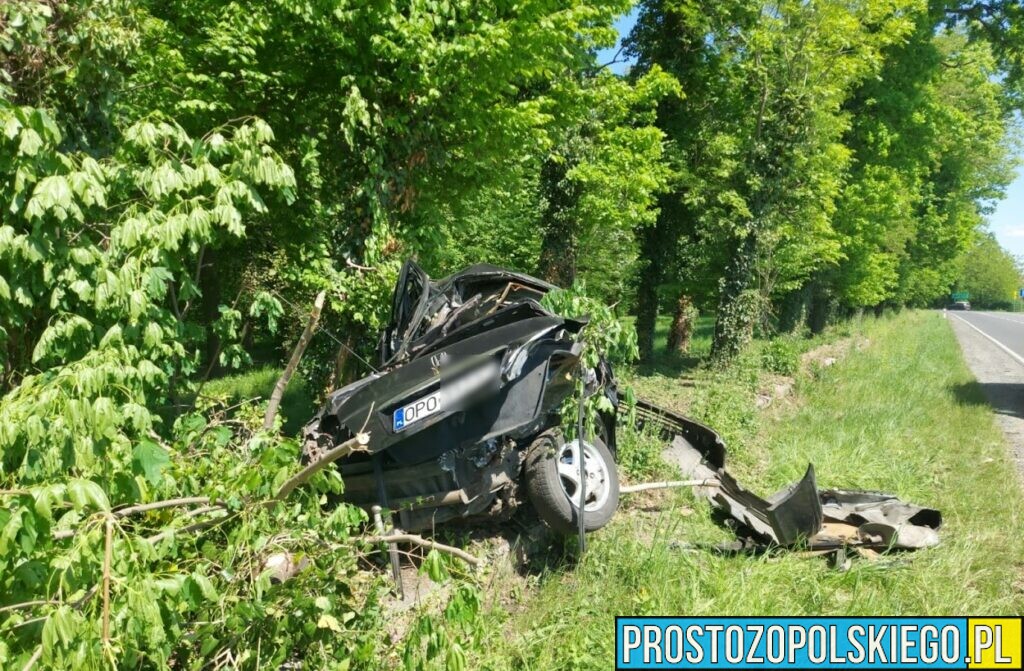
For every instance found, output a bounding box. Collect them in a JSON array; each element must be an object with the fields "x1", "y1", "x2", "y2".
[
  {"x1": 949, "y1": 313, "x2": 1024, "y2": 369},
  {"x1": 970, "y1": 311, "x2": 1024, "y2": 325}
]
